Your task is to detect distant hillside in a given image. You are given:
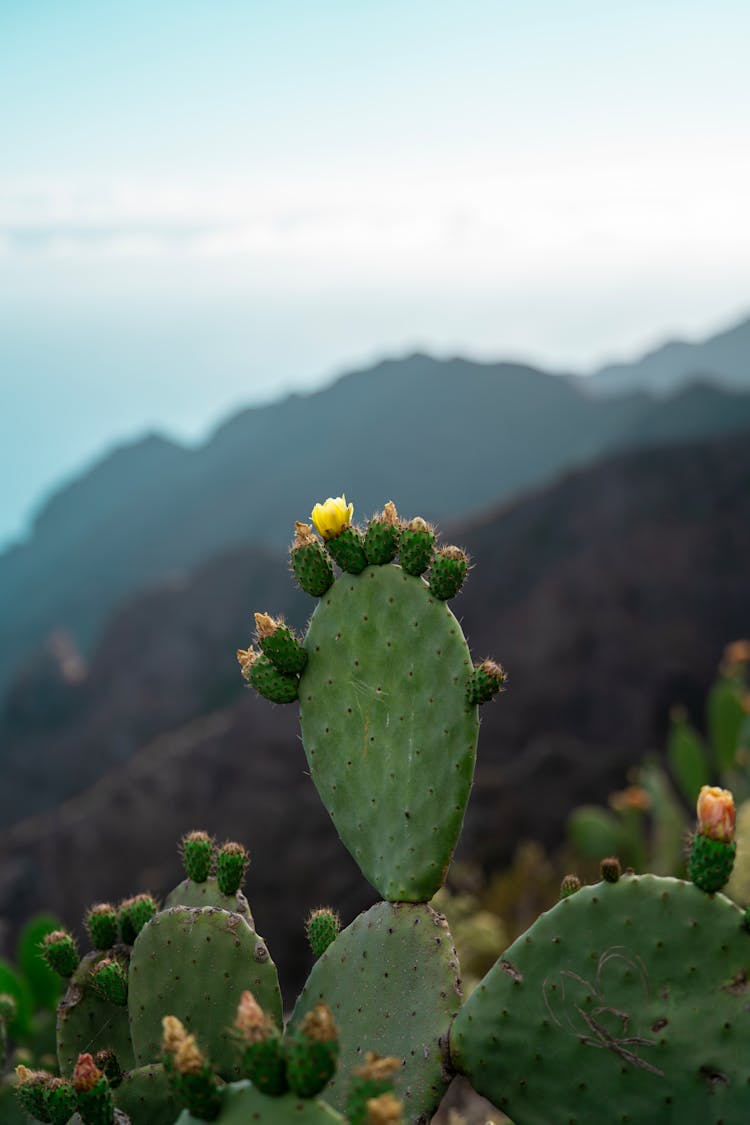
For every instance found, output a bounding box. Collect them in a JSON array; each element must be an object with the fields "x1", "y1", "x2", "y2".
[
  {"x1": 2, "y1": 430, "x2": 749, "y2": 989},
  {"x1": 589, "y1": 312, "x2": 750, "y2": 396},
  {"x1": 3, "y1": 351, "x2": 750, "y2": 699}
]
